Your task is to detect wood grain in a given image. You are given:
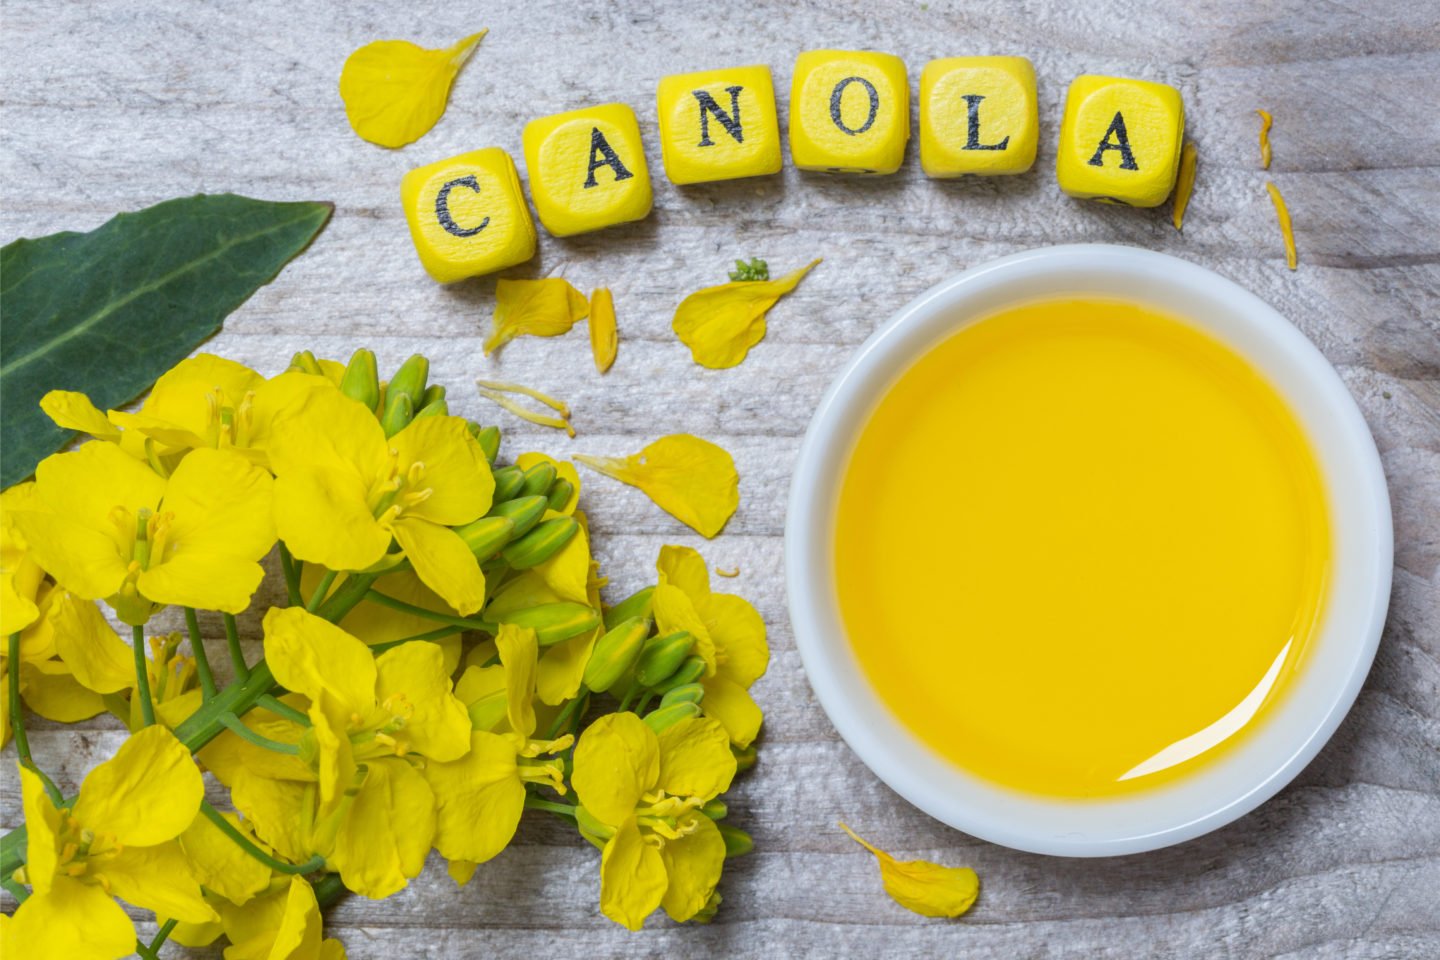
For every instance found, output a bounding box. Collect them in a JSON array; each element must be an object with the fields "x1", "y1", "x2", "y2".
[{"x1": 2, "y1": 0, "x2": 1437, "y2": 956}]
